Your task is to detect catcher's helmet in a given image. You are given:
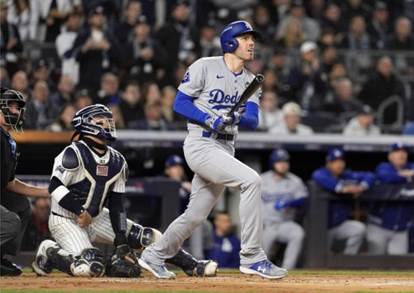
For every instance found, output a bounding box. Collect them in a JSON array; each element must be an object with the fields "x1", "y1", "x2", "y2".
[
  {"x1": 0, "y1": 88, "x2": 26, "y2": 131},
  {"x1": 220, "y1": 20, "x2": 260, "y2": 53},
  {"x1": 269, "y1": 149, "x2": 290, "y2": 169},
  {"x1": 72, "y1": 104, "x2": 116, "y2": 141}
]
